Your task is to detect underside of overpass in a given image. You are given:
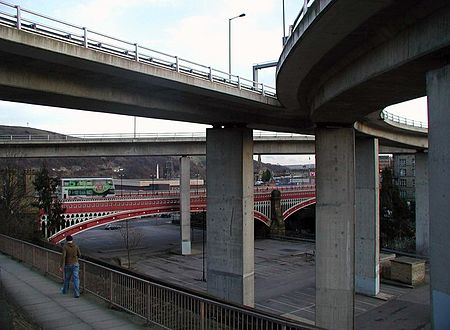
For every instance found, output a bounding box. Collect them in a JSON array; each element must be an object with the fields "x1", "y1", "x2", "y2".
[{"x1": 277, "y1": 0, "x2": 450, "y2": 125}]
